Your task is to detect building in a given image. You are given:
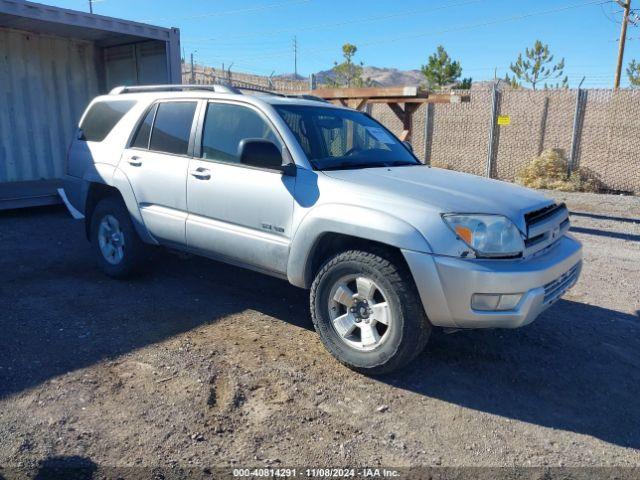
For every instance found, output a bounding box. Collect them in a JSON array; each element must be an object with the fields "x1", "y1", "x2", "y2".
[{"x1": 0, "y1": 0, "x2": 181, "y2": 209}]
